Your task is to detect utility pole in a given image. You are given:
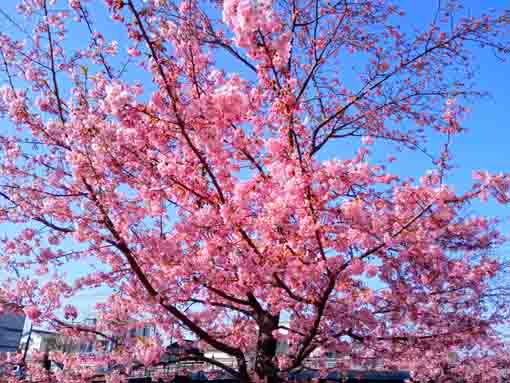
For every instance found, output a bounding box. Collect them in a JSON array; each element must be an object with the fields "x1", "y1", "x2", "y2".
[{"x1": 22, "y1": 323, "x2": 32, "y2": 364}]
